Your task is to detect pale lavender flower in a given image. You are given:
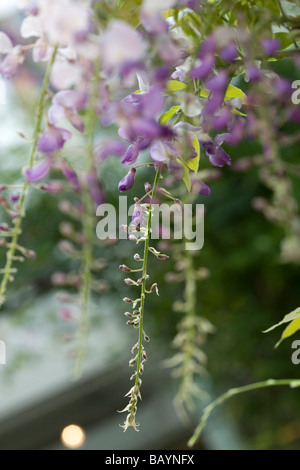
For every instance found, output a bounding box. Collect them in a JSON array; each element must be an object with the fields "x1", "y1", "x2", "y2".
[
  {"x1": 38, "y1": 125, "x2": 72, "y2": 154},
  {"x1": 101, "y1": 20, "x2": 146, "y2": 75},
  {"x1": 0, "y1": 46, "x2": 24, "y2": 79},
  {"x1": 24, "y1": 159, "x2": 51, "y2": 183},
  {"x1": 49, "y1": 90, "x2": 87, "y2": 132},
  {"x1": 132, "y1": 202, "x2": 143, "y2": 226}
]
